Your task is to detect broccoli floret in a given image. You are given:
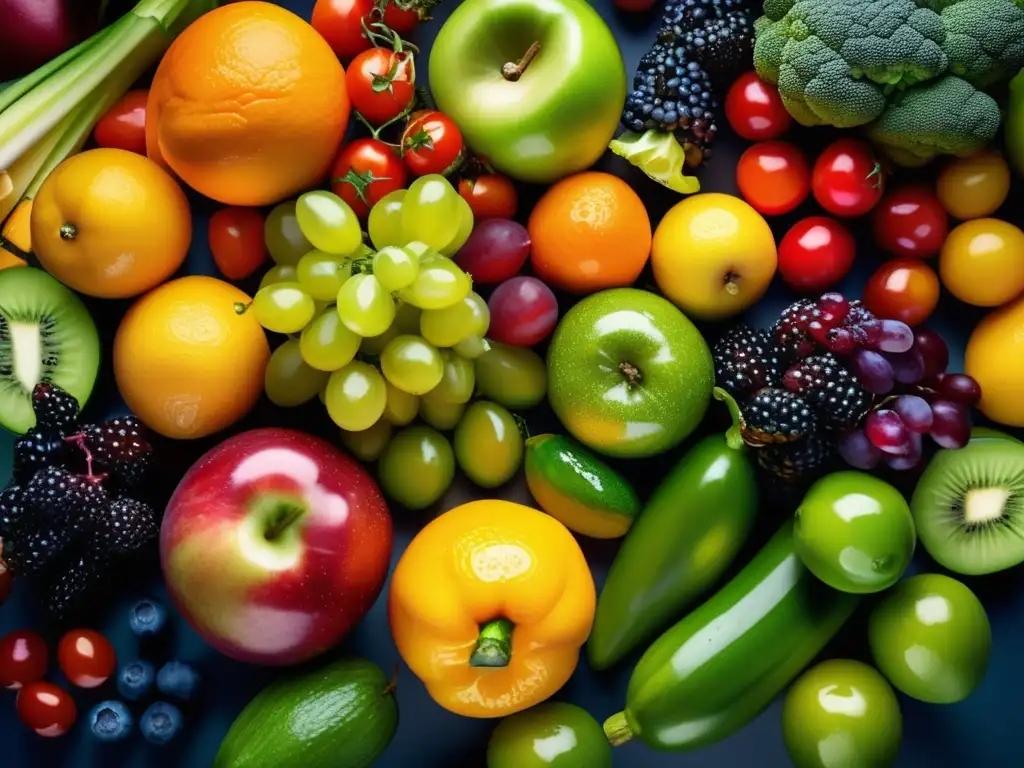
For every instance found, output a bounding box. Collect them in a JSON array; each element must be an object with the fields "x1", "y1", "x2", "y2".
[
  {"x1": 941, "y1": 0, "x2": 1024, "y2": 88},
  {"x1": 866, "y1": 75, "x2": 1000, "y2": 166}
]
